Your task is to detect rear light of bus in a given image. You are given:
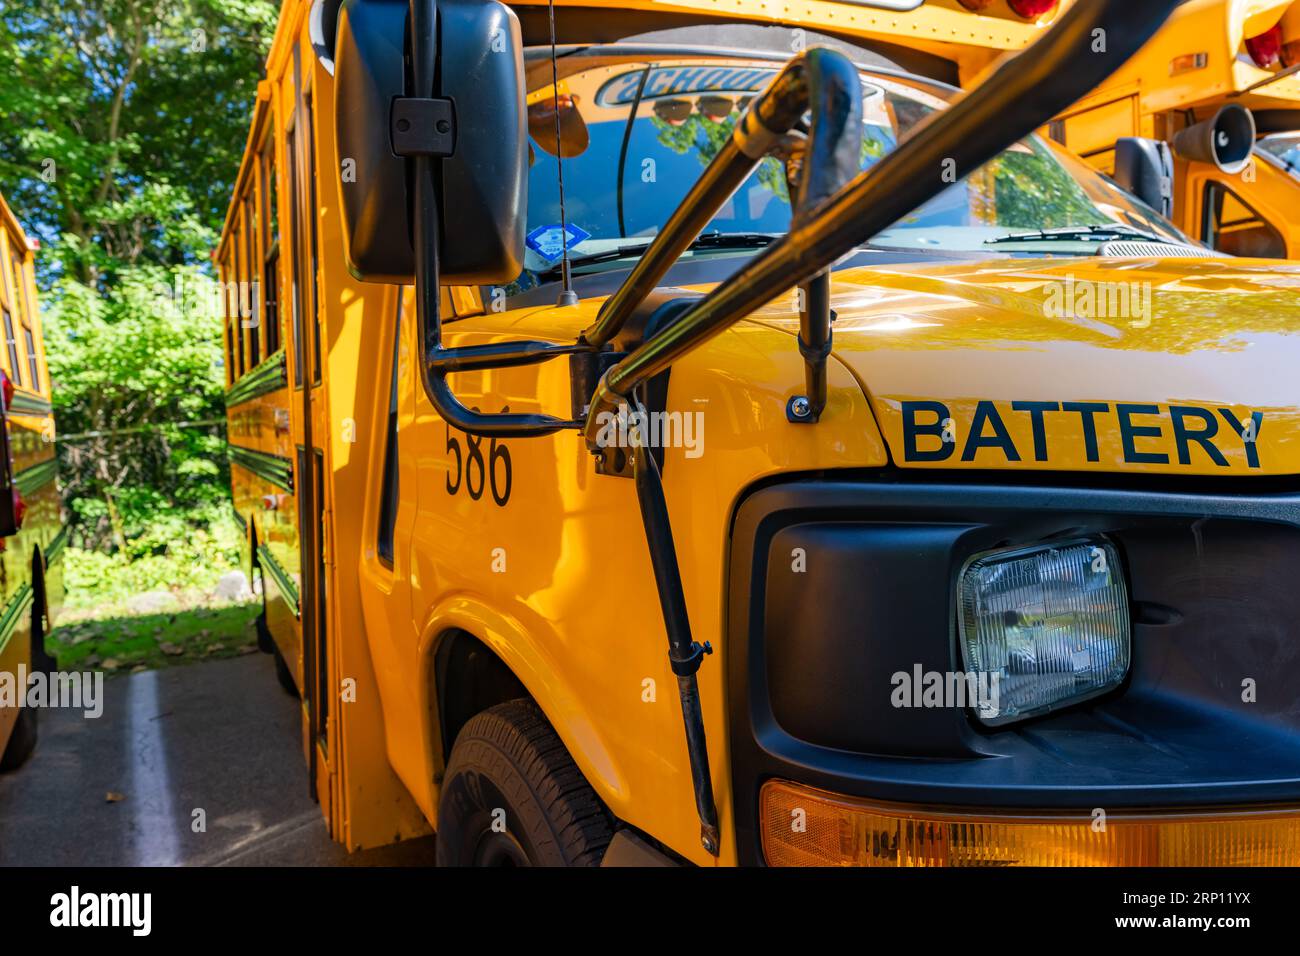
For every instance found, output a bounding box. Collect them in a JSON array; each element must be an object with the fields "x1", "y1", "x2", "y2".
[
  {"x1": 0, "y1": 369, "x2": 12, "y2": 411},
  {"x1": 12, "y1": 489, "x2": 25, "y2": 529},
  {"x1": 956, "y1": 0, "x2": 996, "y2": 11},
  {"x1": 760, "y1": 781, "x2": 1300, "y2": 866},
  {"x1": 1007, "y1": 0, "x2": 1059, "y2": 21},
  {"x1": 1246, "y1": 25, "x2": 1283, "y2": 68}
]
